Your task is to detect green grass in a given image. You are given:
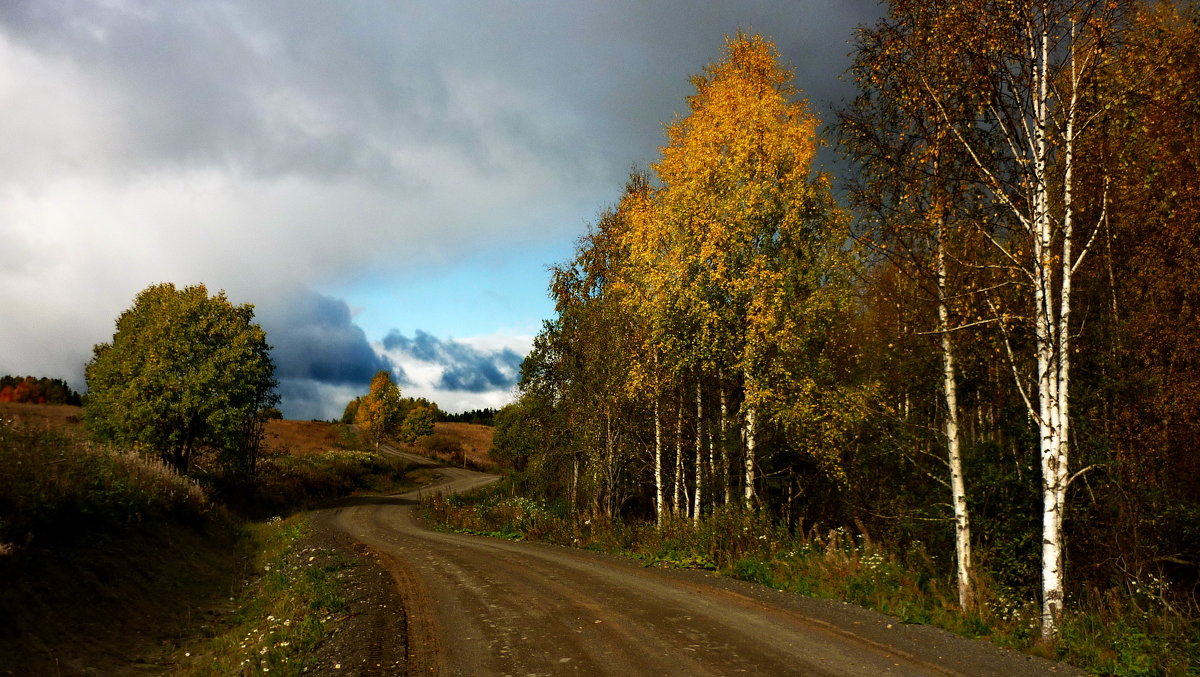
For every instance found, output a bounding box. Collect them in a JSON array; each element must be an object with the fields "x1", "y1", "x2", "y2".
[
  {"x1": 423, "y1": 481, "x2": 1200, "y2": 676},
  {"x1": 172, "y1": 516, "x2": 353, "y2": 676}
]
